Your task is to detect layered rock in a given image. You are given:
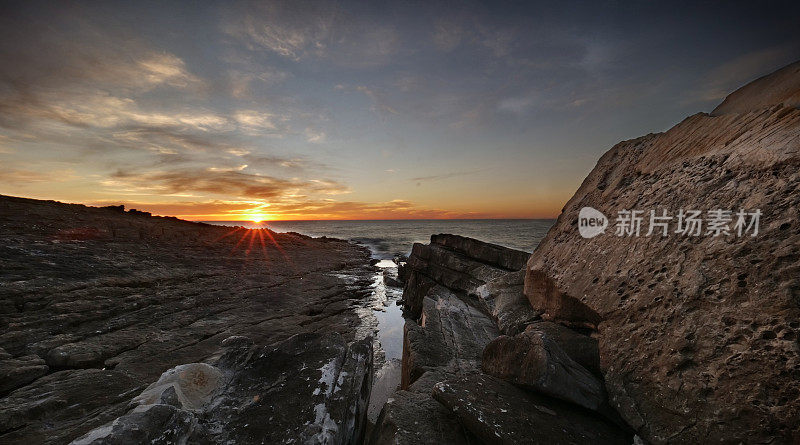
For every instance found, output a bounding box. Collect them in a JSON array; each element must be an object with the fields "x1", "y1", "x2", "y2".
[
  {"x1": 372, "y1": 235, "x2": 629, "y2": 444},
  {"x1": 525, "y1": 61, "x2": 800, "y2": 442},
  {"x1": 371, "y1": 236, "x2": 522, "y2": 444},
  {"x1": 402, "y1": 234, "x2": 533, "y2": 327},
  {"x1": 0, "y1": 348, "x2": 48, "y2": 395},
  {"x1": 71, "y1": 333, "x2": 373, "y2": 445},
  {"x1": 0, "y1": 195, "x2": 376, "y2": 443}
]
